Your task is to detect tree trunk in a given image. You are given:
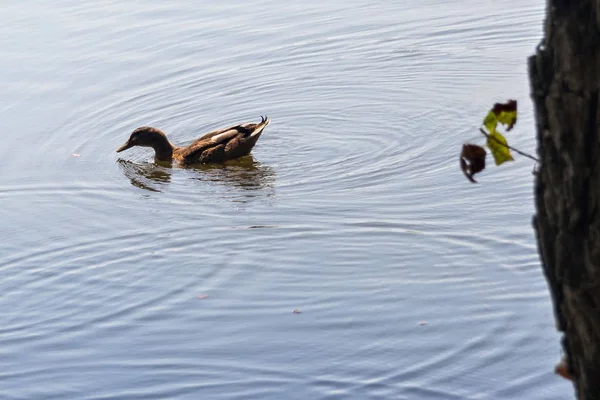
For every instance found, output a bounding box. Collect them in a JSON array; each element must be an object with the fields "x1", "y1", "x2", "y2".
[{"x1": 529, "y1": 1, "x2": 600, "y2": 399}]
